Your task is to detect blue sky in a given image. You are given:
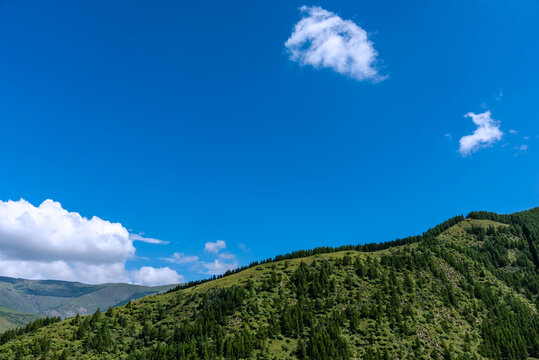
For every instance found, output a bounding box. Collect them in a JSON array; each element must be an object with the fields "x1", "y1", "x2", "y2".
[{"x1": 0, "y1": 0, "x2": 537, "y2": 284}]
